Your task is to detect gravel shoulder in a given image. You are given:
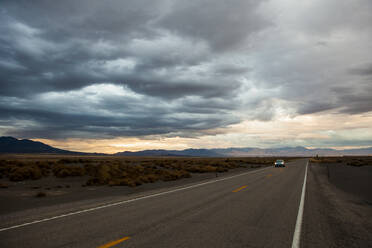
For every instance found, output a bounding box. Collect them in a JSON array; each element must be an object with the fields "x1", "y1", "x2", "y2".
[
  {"x1": 327, "y1": 163, "x2": 372, "y2": 204},
  {"x1": 303, "y1": 162, "x2": 372, "y2": 248}
]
